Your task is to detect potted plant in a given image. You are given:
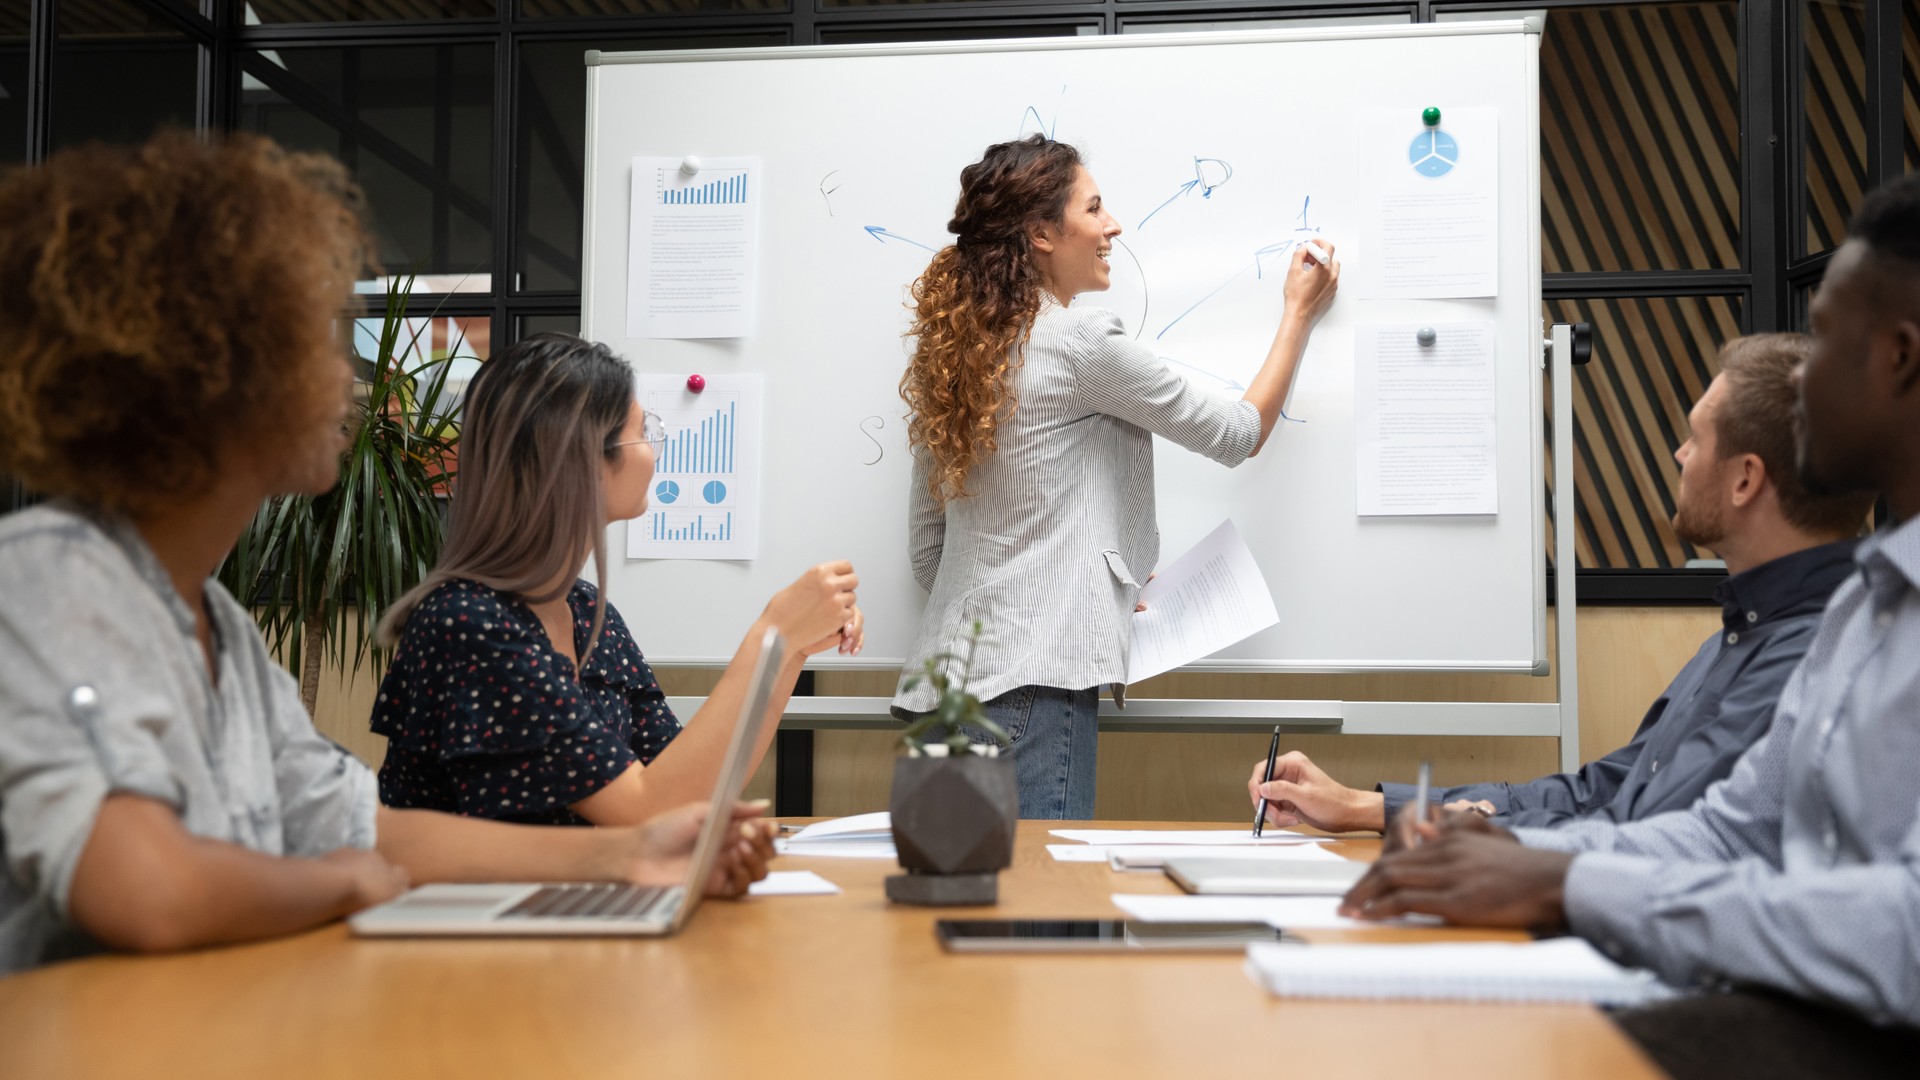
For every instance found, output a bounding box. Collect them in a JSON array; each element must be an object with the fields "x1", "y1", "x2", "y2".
[
  {"x1": 218, "y1": 275, "x2": 464, "y2": 716},
  {"x1": 887, "y1": 621, "x2": 1021, "y2": 906}
]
